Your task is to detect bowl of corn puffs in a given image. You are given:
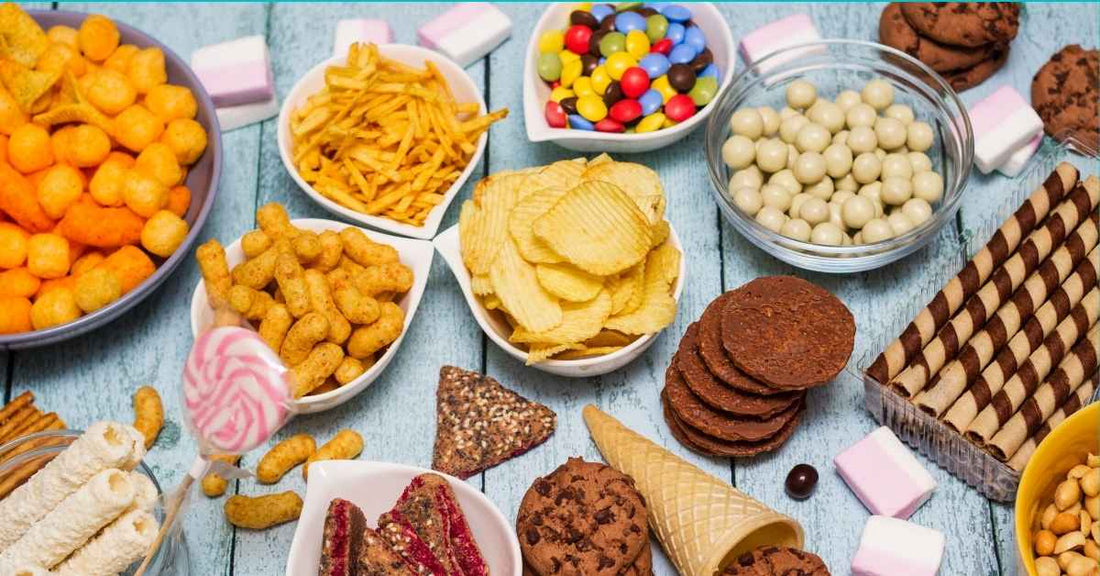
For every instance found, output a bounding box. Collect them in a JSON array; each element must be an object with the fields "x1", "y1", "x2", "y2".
[
  {"x1": 277, "y1": 42, "x2": 507, "y2": 240},
  {"x1": 0, "y1": 7, "x2": 221, "y2": 349}
]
